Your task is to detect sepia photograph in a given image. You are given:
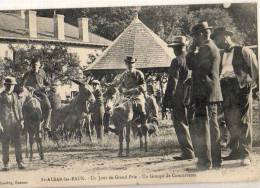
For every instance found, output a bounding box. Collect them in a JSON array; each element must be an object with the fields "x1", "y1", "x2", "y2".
[{"x1": 0, "y1": 1, "x2": 259, "y2": 187}]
